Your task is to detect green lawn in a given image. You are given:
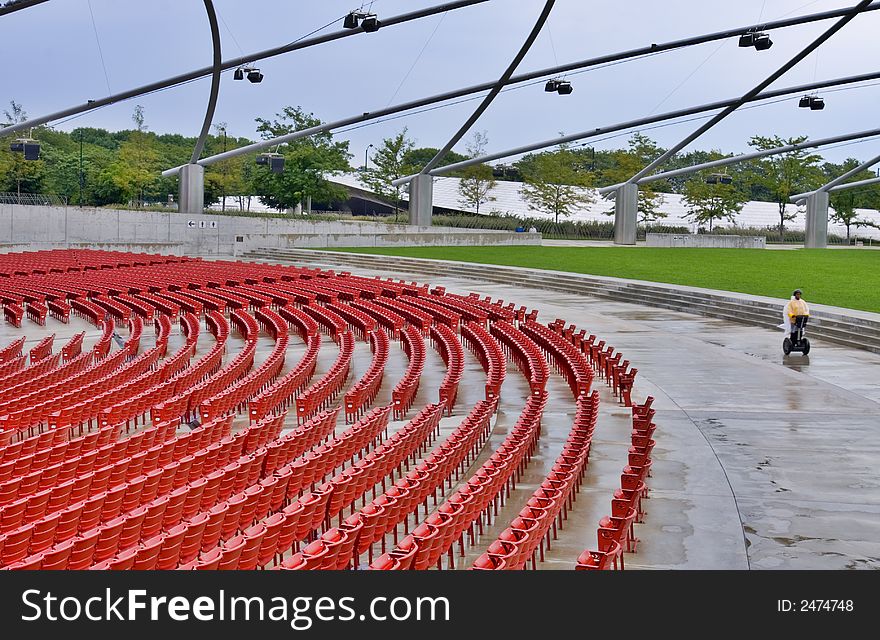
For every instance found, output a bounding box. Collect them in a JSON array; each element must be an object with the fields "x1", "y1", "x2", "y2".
[{"x1": 324, "y1": 246, "x2": 880, "y2": 313}]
